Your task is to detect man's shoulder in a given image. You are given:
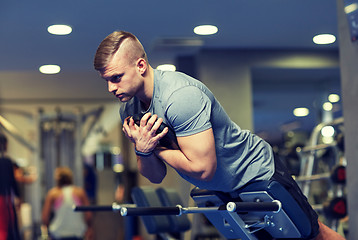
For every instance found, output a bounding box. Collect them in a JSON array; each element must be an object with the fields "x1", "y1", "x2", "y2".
[{"x1": 156, "y1": 71, "x2": 204, "y2": 98}]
